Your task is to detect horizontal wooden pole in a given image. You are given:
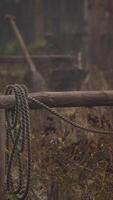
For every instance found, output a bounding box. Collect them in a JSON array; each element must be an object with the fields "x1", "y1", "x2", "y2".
[
  {"x1": 1, "y1": 90, "x2": 113, "y2": 109},
  {"x1": 0, "y1": 55, "x2": 75, "y2": 64}
]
